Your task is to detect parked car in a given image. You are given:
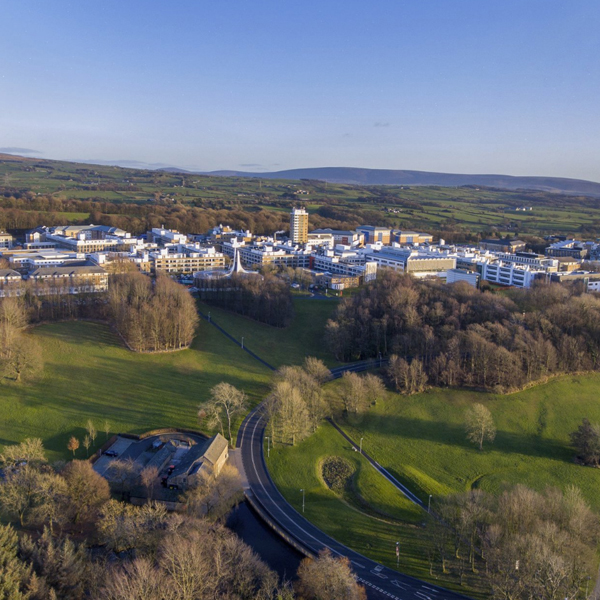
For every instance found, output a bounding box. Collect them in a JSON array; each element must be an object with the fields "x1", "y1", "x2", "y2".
[{"x1": 103, "y1": 450, "x2": 119, "y2": 457}]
